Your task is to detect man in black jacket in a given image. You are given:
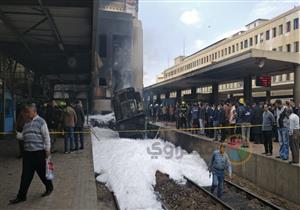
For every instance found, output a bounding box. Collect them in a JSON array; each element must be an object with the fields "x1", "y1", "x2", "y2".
[{"x1": 74, "y1": 100, "x2": 85, "y2": 150}]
